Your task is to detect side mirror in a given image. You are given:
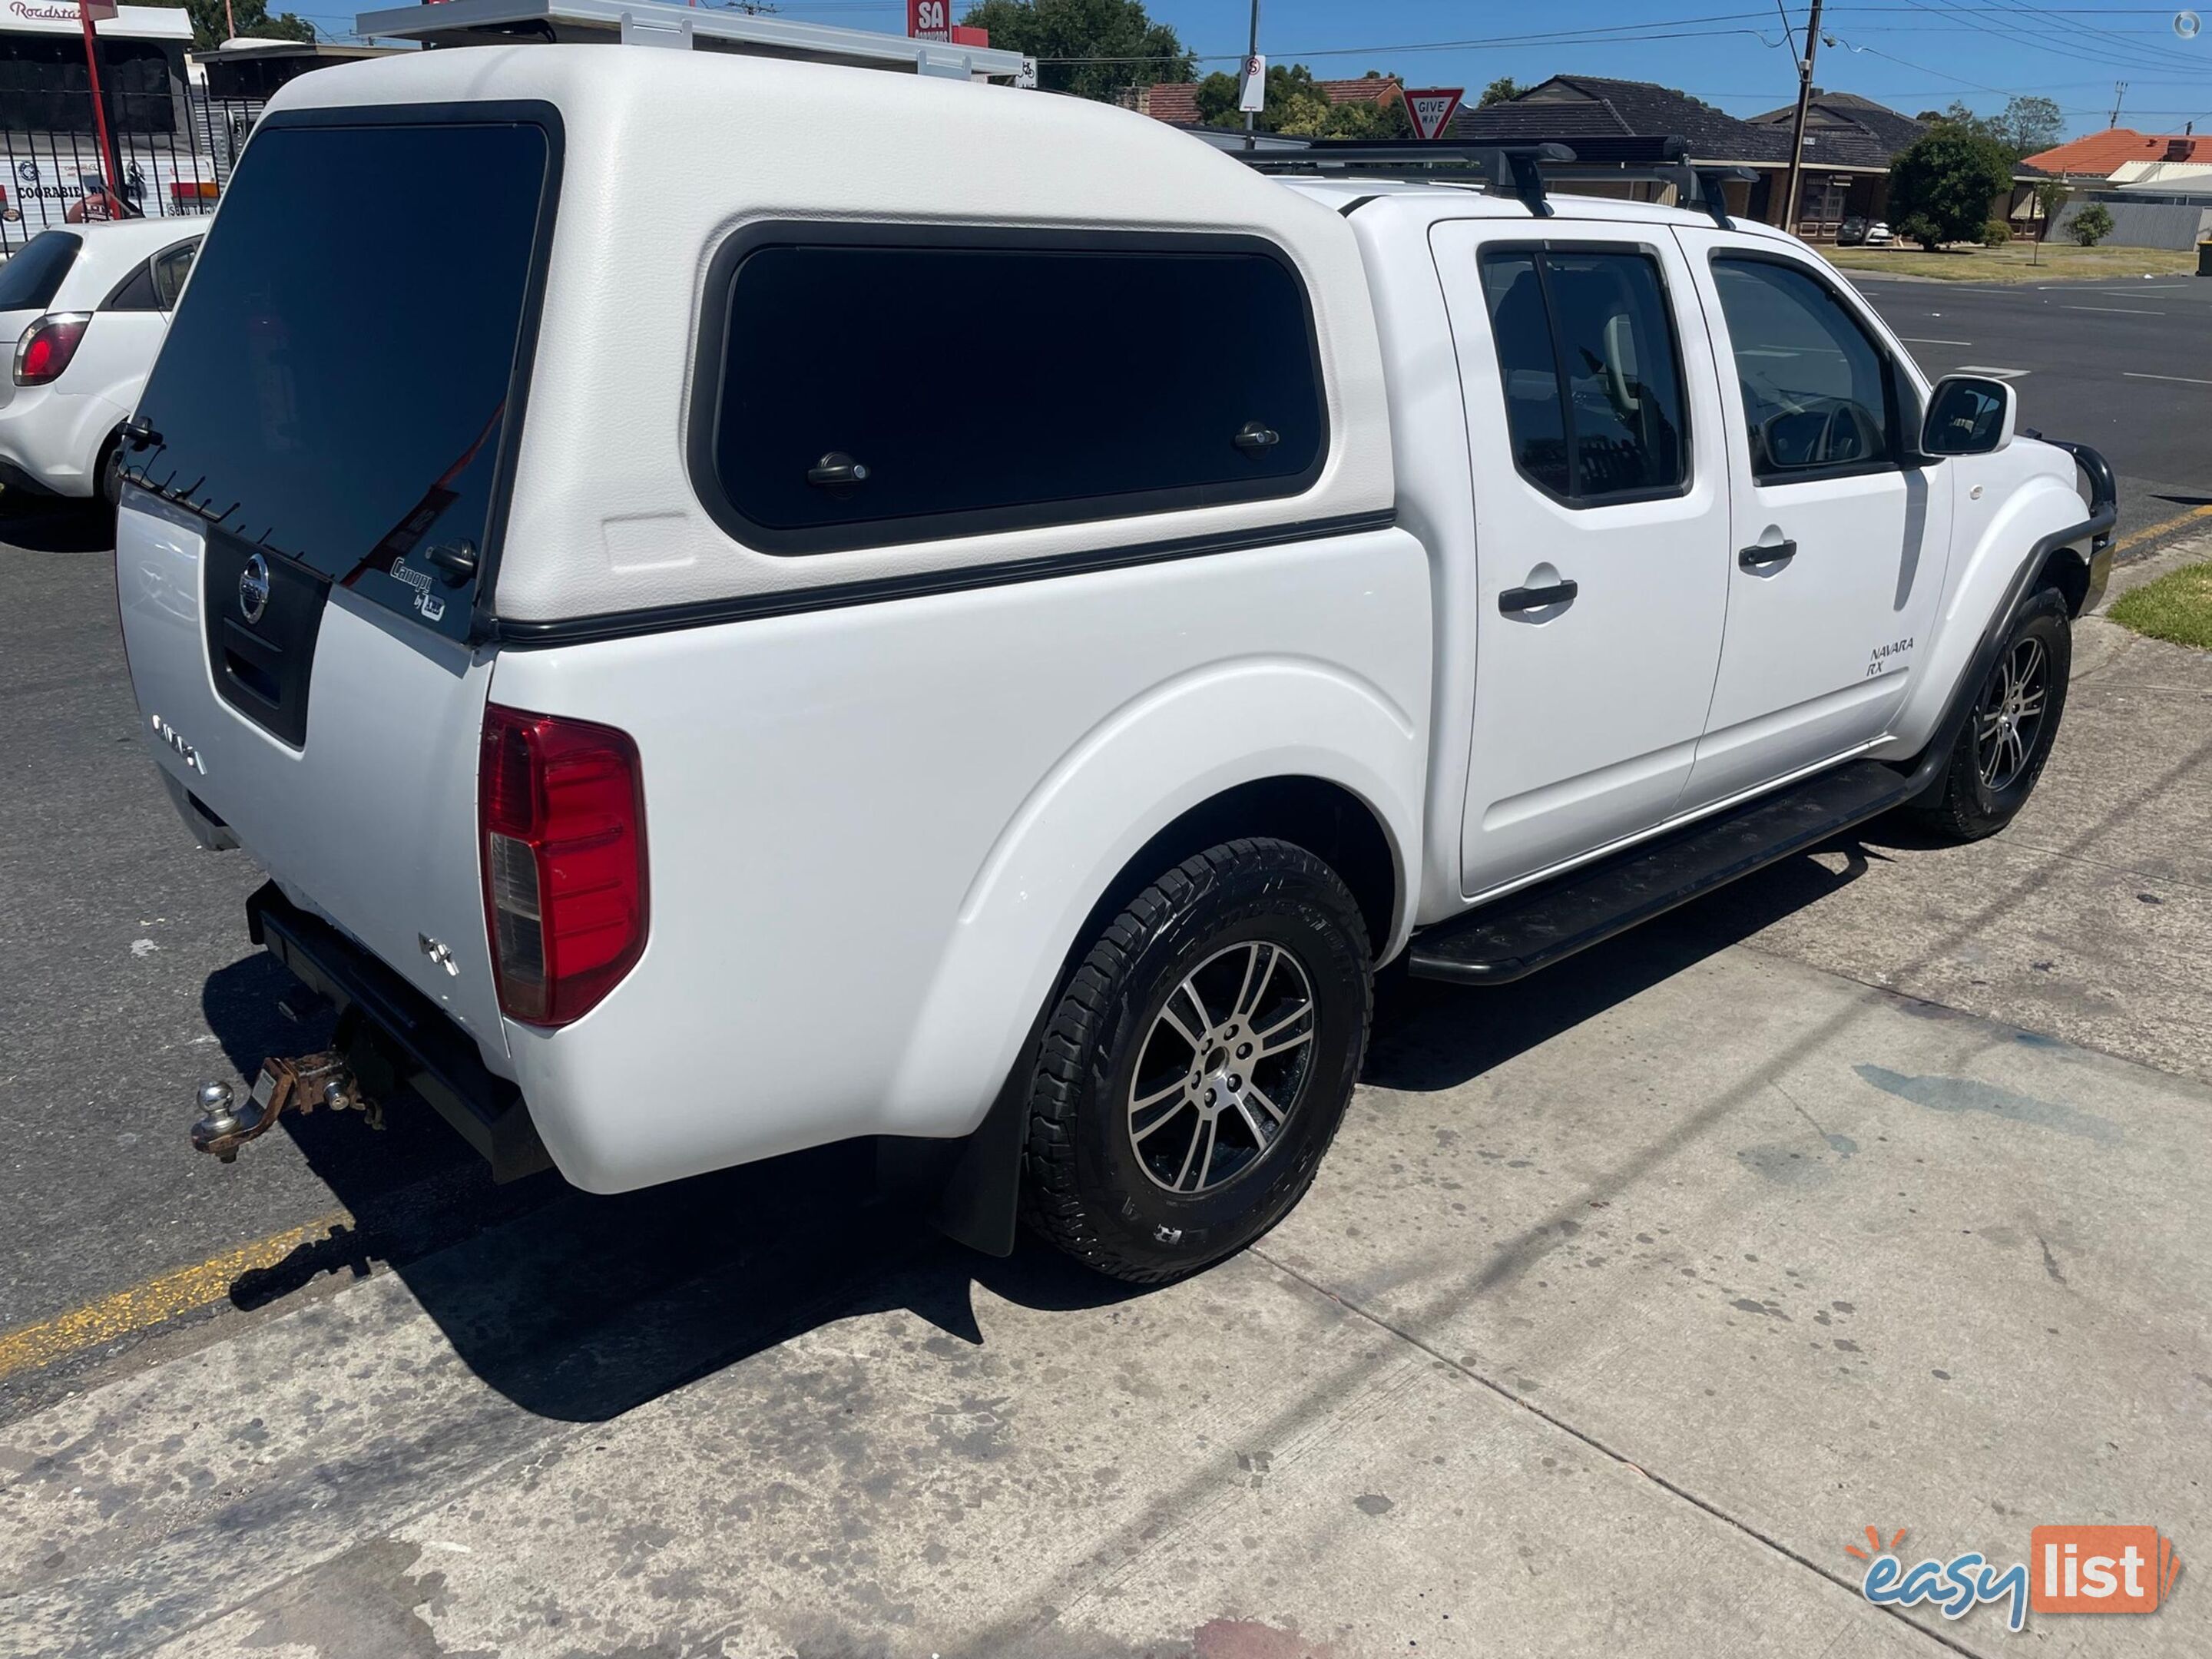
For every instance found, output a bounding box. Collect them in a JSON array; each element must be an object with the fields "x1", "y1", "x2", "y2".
[{"x1": 1920, "y1": 373, "x2": 2016, "y2": 457}]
